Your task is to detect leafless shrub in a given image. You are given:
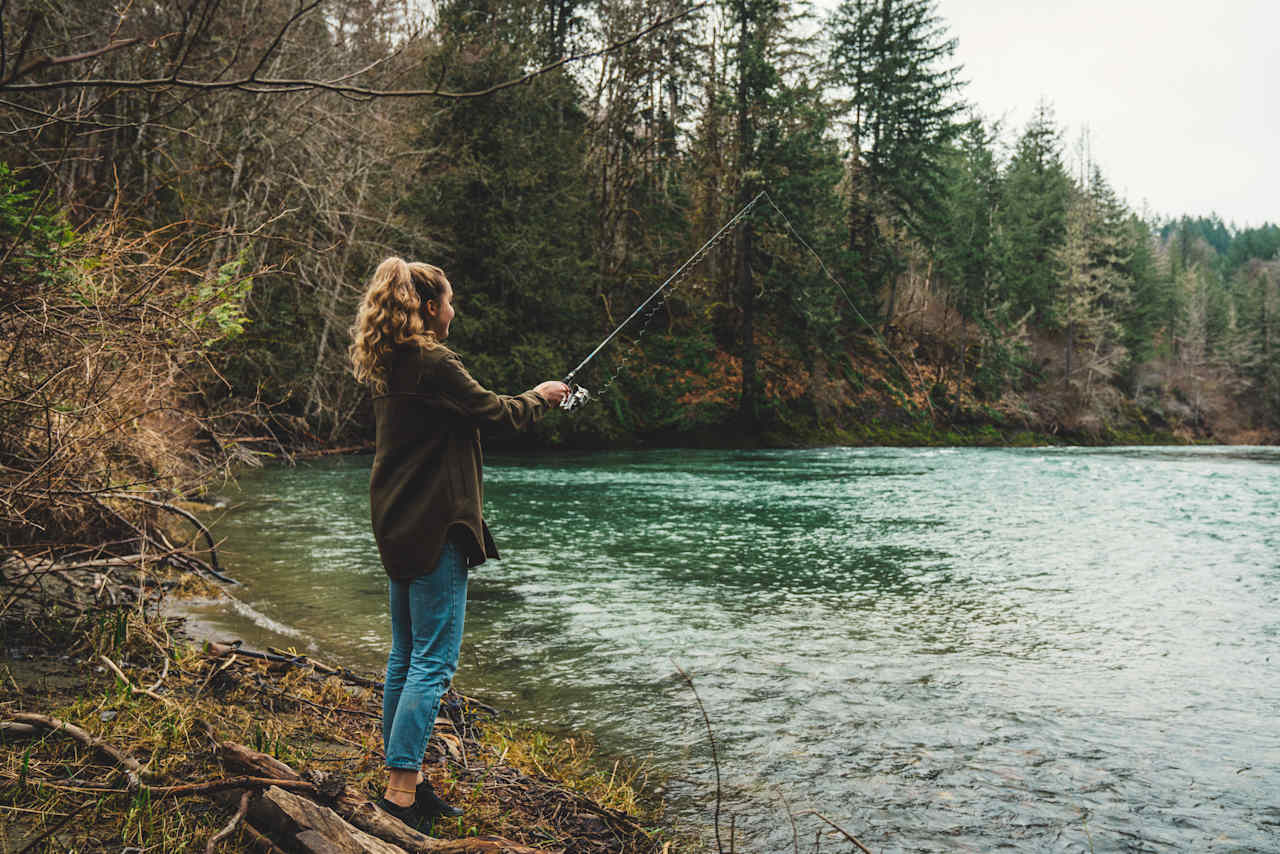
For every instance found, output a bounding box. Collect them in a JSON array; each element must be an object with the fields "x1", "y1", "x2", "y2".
[{"x1": 1, "y1": 212, "x2": 268, "y2": 550}]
